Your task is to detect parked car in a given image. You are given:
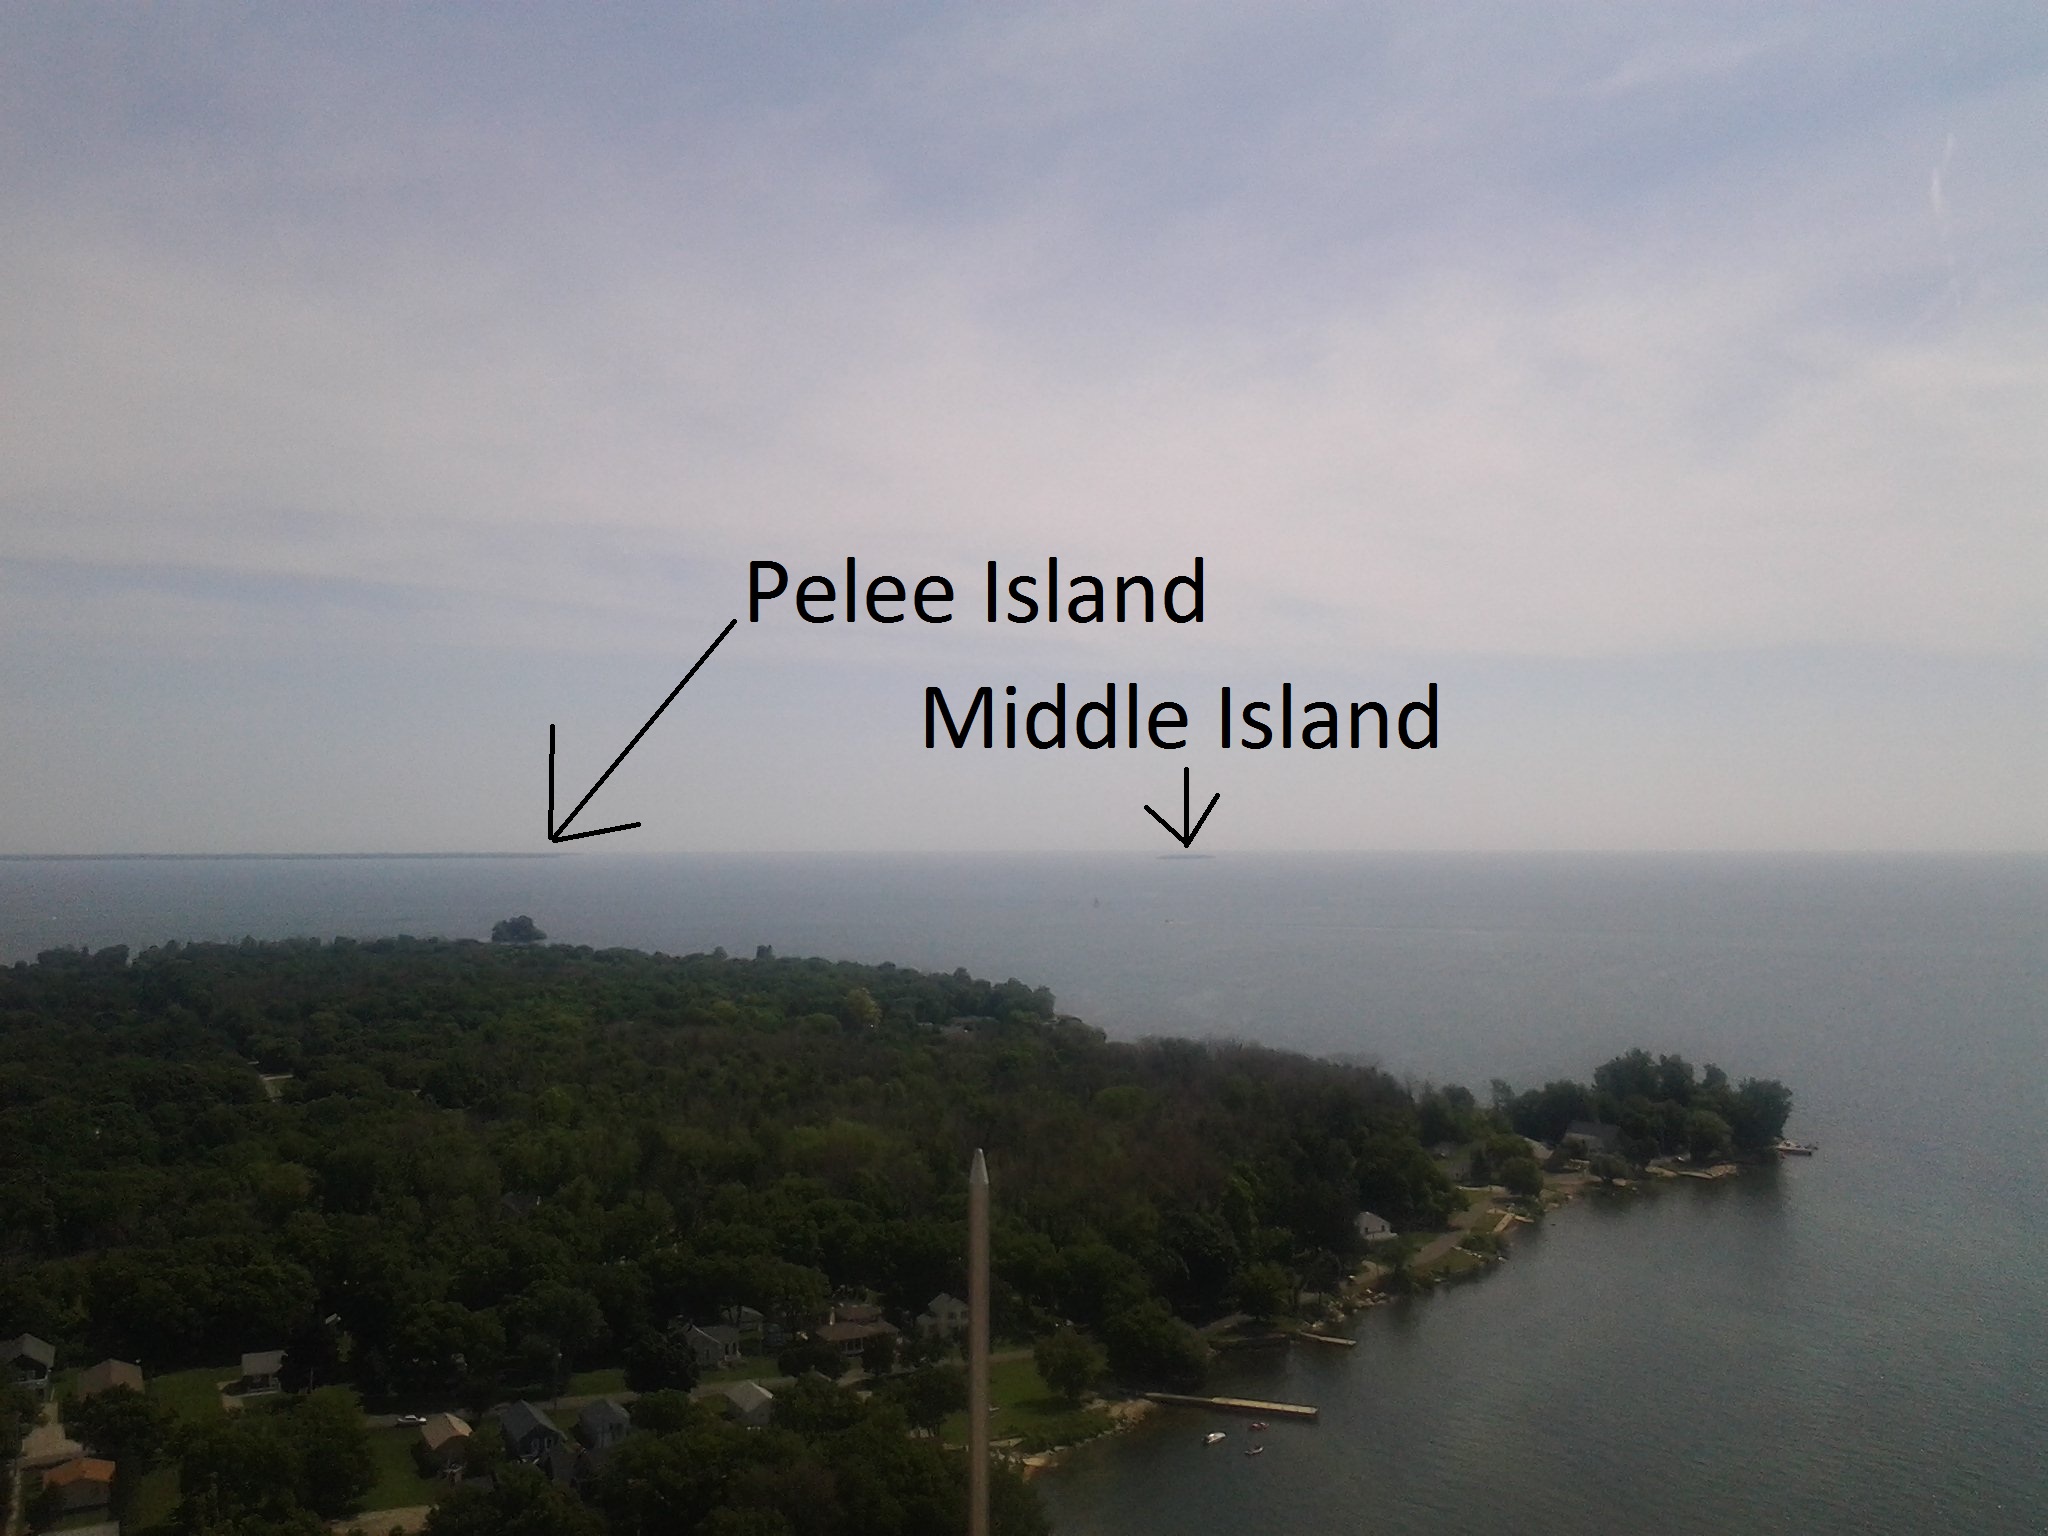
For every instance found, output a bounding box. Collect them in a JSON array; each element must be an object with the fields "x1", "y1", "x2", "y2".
[{"x1": 397, "y1": 1413, "x2": 426, "y2": 1426}]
